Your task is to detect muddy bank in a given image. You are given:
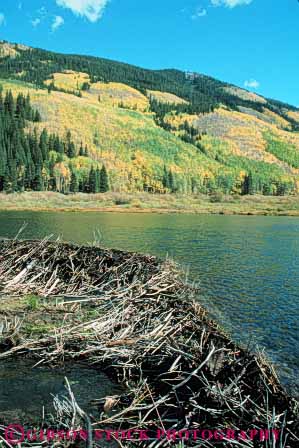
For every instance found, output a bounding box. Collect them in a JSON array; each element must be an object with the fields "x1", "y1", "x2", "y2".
[{"x1": 0, "y1": 239, "x2": 298, "y2": 447}]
